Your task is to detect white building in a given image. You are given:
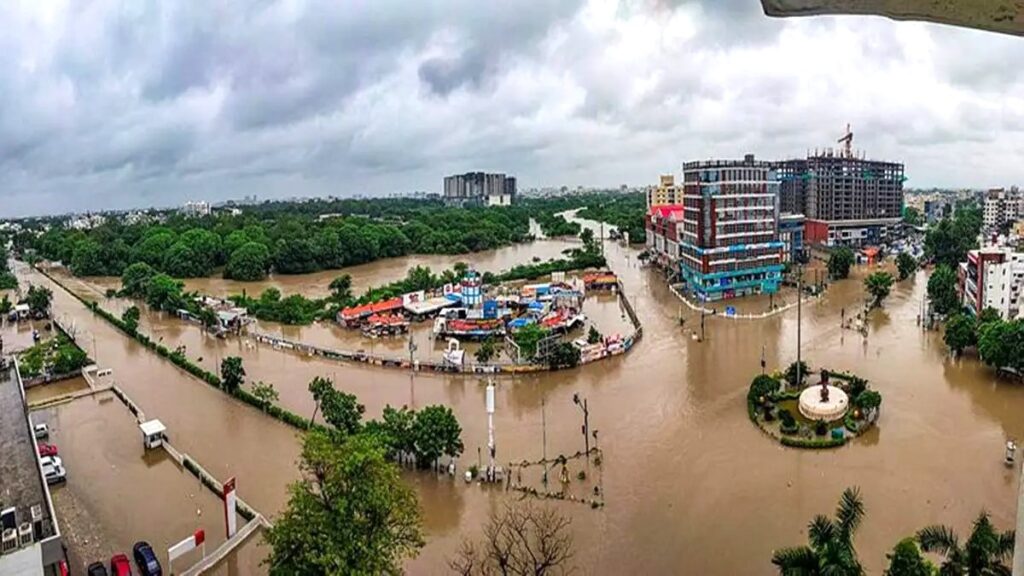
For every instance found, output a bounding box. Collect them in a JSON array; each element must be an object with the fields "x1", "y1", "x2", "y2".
[
  {"x1": 983, "y1": 188, "x2": 1022, "y2": 231},
  {"x1": 959, "y1": 246, "x2": 1024, "y2": 320},
  {"x1": 181, "y1": 201, "x2": 211, "y2": 218},
  {"x1": 66, "y1": 214, "x2": 106, "y2": 230}
]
